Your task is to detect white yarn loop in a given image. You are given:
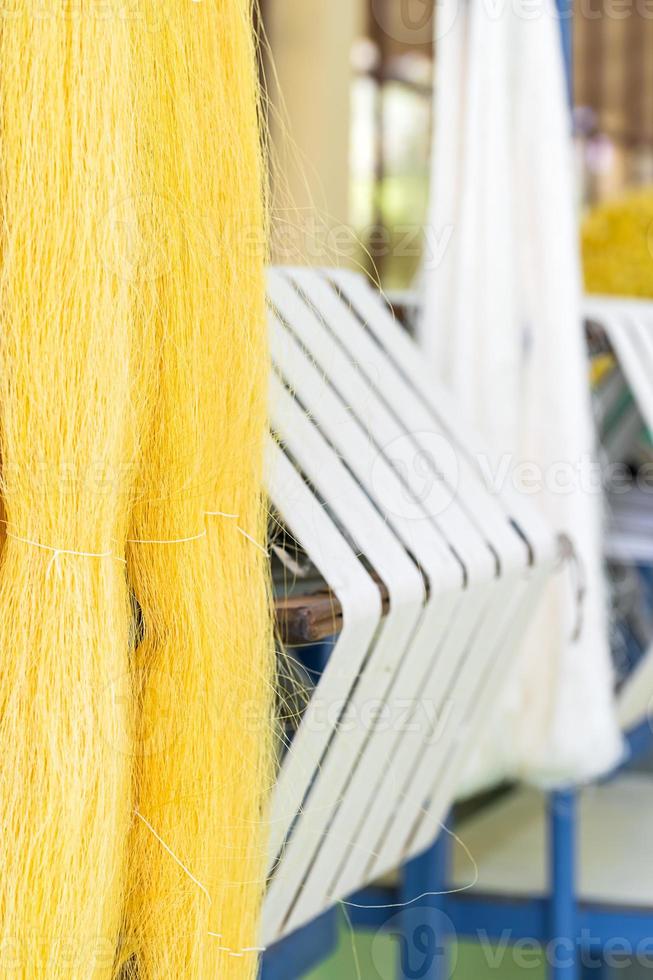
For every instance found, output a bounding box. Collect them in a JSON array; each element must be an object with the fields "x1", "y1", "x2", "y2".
[
  {"x1": 126, "y1": 530, "x2": 207, "y2": 546},
  {"x1": 6, "y1": 533, "x2": 114, "y2": 579},
  {"x1": 7, "y1": 516, "x2": 269, "y2": 571}
]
